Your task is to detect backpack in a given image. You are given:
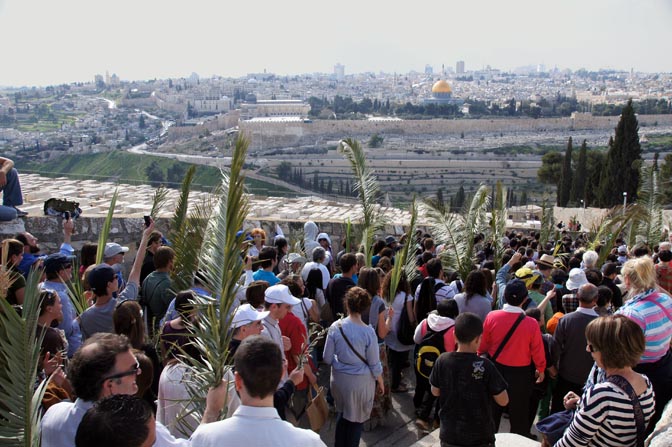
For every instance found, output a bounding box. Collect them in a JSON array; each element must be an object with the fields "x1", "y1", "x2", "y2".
[
  {"x1": 396, "y1": 292, "x2": 416, "y2": 345},
  {"x1": 43, "y1": 198, "x2": 82, "y2": 219},
  {"x1": 416, "y1": 320, "x2": 455, "y2": 379}
]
